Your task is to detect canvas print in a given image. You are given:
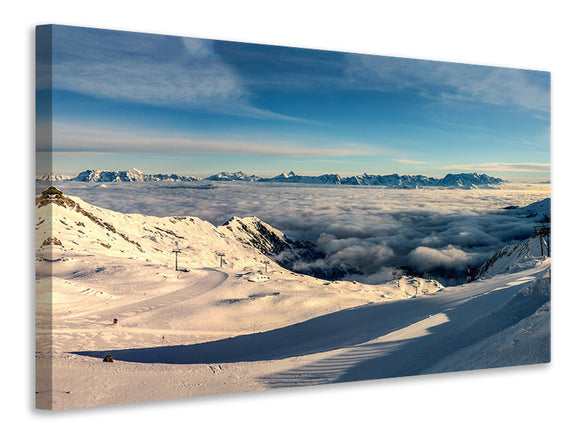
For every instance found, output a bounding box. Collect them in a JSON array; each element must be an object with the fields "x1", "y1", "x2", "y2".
[{"x1": 35, "y1": 25, "x2": 551, "y2": 410}]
